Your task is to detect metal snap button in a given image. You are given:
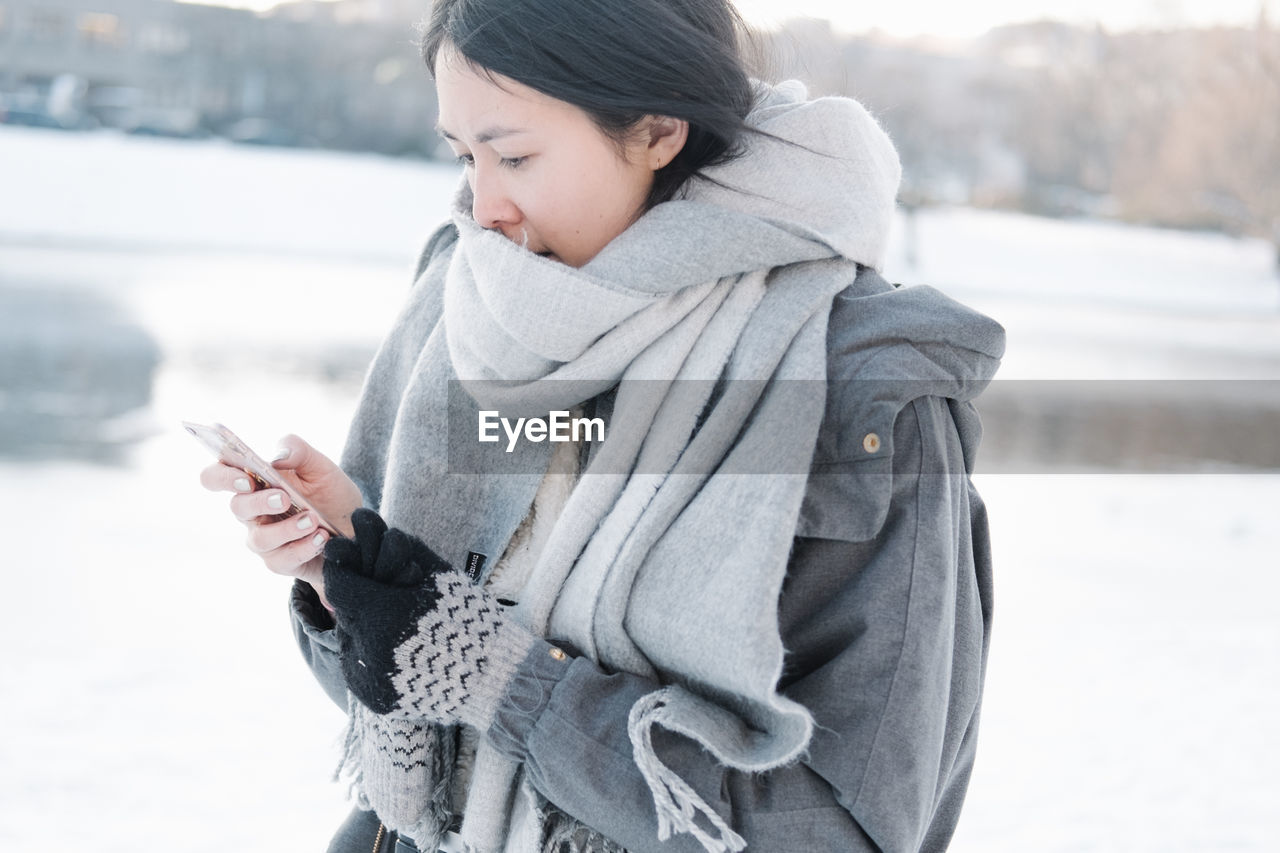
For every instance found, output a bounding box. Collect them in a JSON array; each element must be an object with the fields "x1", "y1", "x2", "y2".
[{"x1": 863, "y1": 432, "x2": 881, "y2": 454}]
